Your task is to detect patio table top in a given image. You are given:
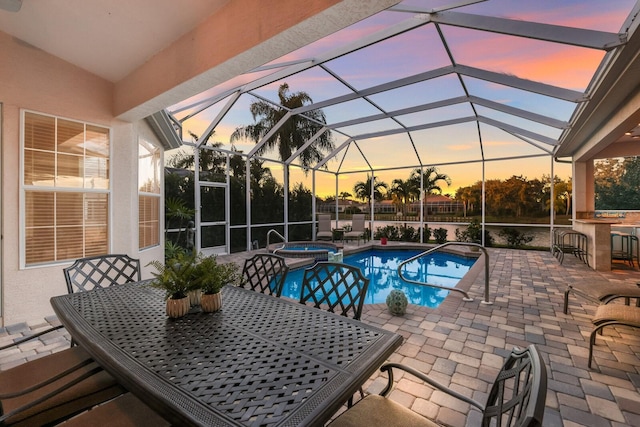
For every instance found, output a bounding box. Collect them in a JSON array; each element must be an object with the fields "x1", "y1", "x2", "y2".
[{"x1": 50, "y1": 282, "x2": 403, "y2": 426}]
